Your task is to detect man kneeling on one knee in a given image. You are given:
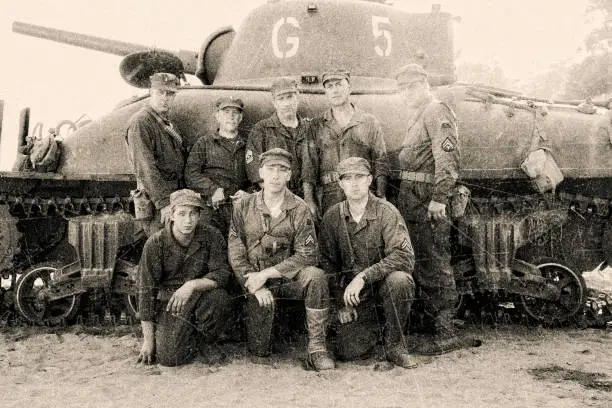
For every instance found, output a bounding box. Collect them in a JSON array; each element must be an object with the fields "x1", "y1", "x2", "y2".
[
  {"x1": 228, "y1": 148, "x2": 335, "y2": 371},
  {"x1": 319, "y1": 157, "x2": 417, "y2": 368},
  {"x1": 137, "y1": 189, "x2": 231, "y2": 367}
]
